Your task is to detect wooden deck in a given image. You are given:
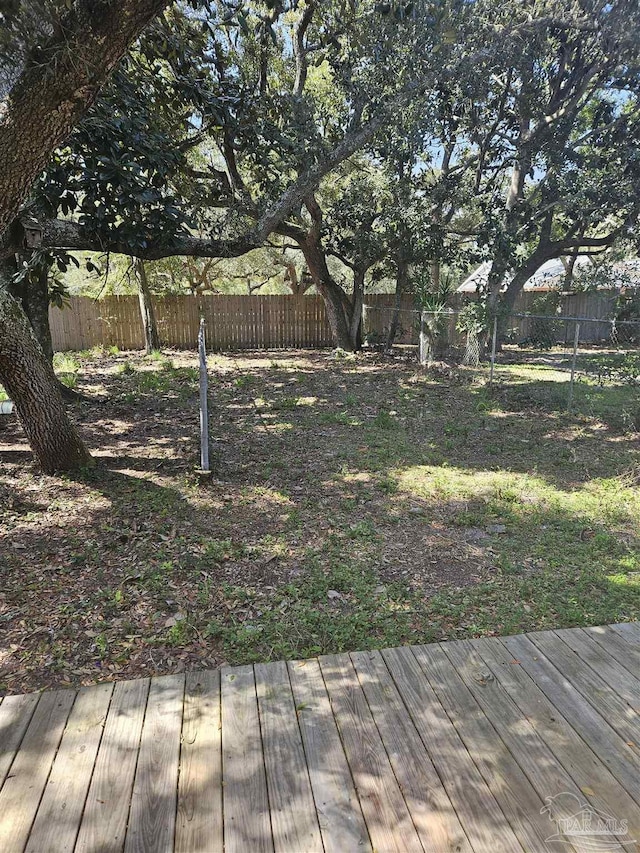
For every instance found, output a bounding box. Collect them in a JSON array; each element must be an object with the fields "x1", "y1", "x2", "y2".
[{"x1": 1, "y1": 623, "x2": 639, "y2": 853}]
